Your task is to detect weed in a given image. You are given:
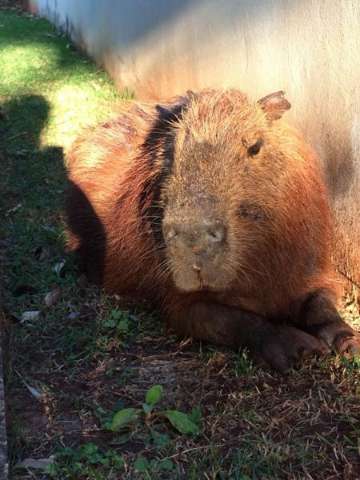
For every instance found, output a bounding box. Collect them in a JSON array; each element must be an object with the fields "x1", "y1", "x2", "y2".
[
  {"x1": 234, "y1": 349, "x2": 255, "y2": 376},
  {"x1": 110, "y1": 384, "x2": 202, "y2": 435},
  {"x1": 46, "y1": 443, "x2": 125, "y2": 479}
]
